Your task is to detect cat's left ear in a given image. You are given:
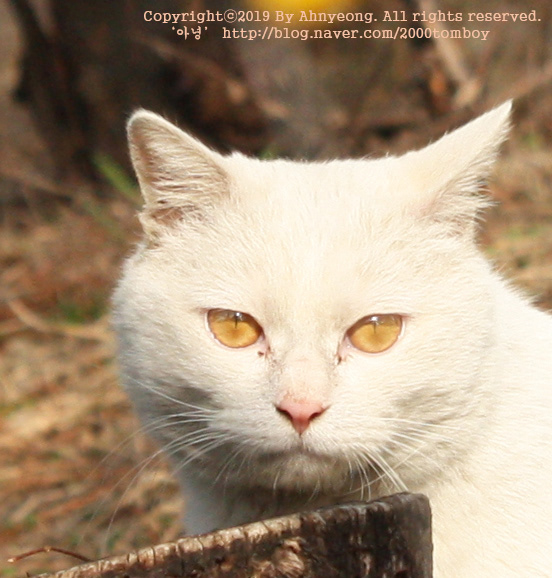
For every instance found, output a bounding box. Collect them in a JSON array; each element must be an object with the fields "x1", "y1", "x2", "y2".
[
  {"x1": 402, "y1": 101, "x2": 512, "y2": 234},
  {"x1": 127, "y1": 110, "x2": 228, "y2": 236}
]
